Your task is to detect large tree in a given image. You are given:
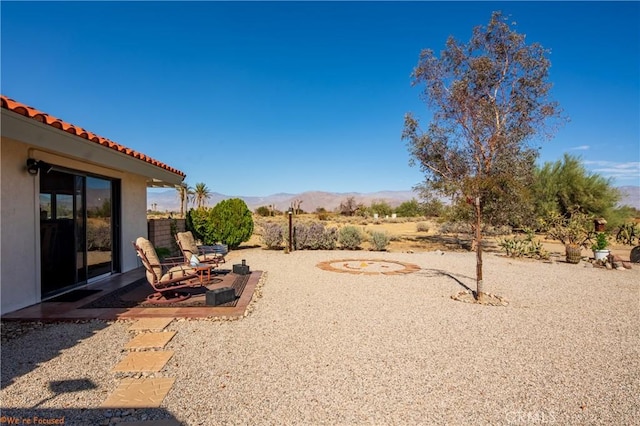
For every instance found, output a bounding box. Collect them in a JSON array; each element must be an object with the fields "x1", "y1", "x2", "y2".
[{"x1": 402, "y1": 12, "x2": 564, "y2": 301}]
